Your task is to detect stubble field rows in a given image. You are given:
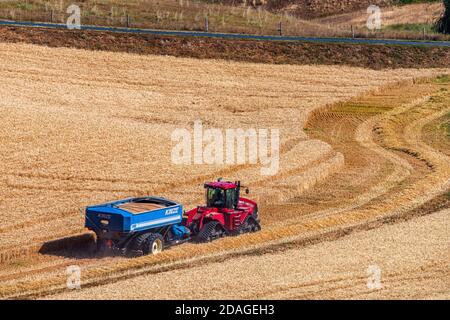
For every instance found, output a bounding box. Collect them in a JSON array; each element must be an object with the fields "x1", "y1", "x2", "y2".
[{"x1": 0, "y1": 42, "x2": 448, "y2": 298}]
